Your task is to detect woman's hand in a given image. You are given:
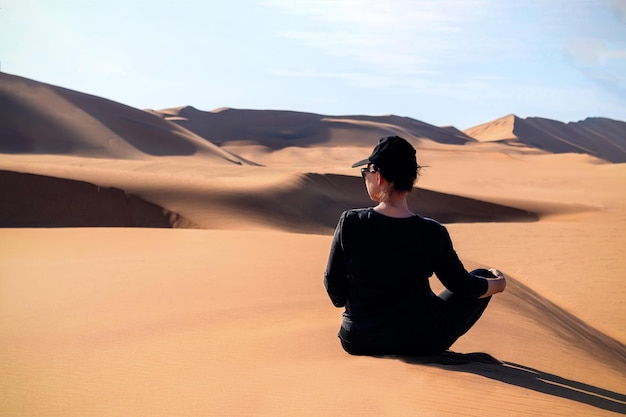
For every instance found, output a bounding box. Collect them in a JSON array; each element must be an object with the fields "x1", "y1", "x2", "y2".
[
  {"x1": 488, "y1": 268, "x2": 505, "y2": 280},
  {"x1": 479, "y1": 268, "x2": 507, "y2": 298}
]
